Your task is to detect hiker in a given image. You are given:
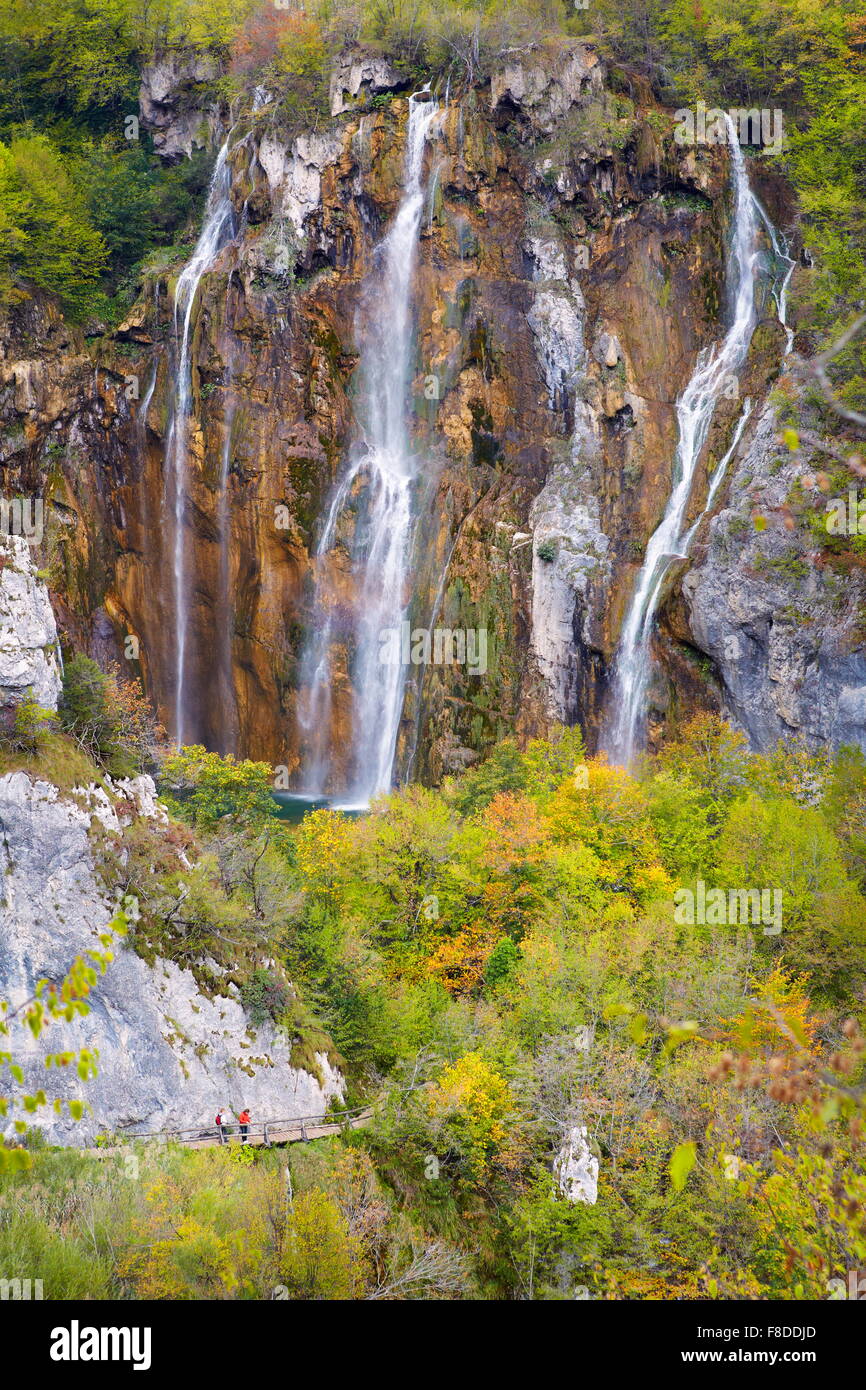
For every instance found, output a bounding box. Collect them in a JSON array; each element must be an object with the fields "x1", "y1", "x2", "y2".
[
  {"x1": 216, "y1": 1107, "x2": 230, "y2": 1144},
  {"x1": 238, "y1": 1107, "x2": 251, "y2": 1144}
]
